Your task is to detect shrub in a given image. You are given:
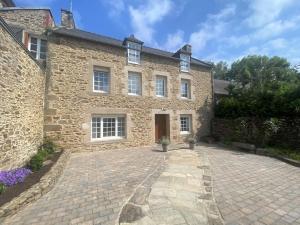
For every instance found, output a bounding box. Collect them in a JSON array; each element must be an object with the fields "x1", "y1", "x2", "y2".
[
  {"x1": 0, "y1": 168, "x2": 31, "y2": 186},
  {"x1": 0, "y1": 183, "x2": 6, "y2": 194},
  {"x1": 27, "y1": 153, "x2": 44, "y2": 171},
  {"x1": 41, "y1": 139, "x2": 56, "y2": 154}
]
